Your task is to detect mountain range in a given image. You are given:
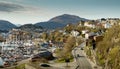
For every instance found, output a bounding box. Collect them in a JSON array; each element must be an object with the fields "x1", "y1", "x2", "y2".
[{"x1": 0, "y1": 14, "x2": 88, "y2": 31}]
